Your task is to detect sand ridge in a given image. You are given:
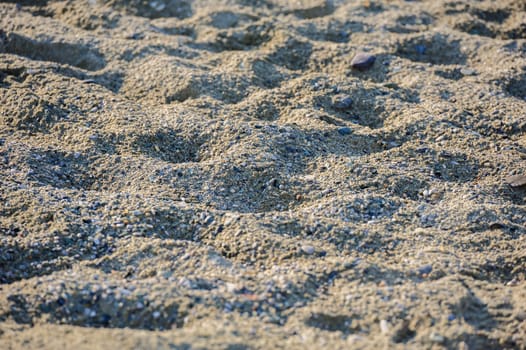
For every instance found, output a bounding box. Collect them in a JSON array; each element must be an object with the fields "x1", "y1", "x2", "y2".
[{"x1": 0, "y1": 0, "x2": 525, "y2": 349}]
